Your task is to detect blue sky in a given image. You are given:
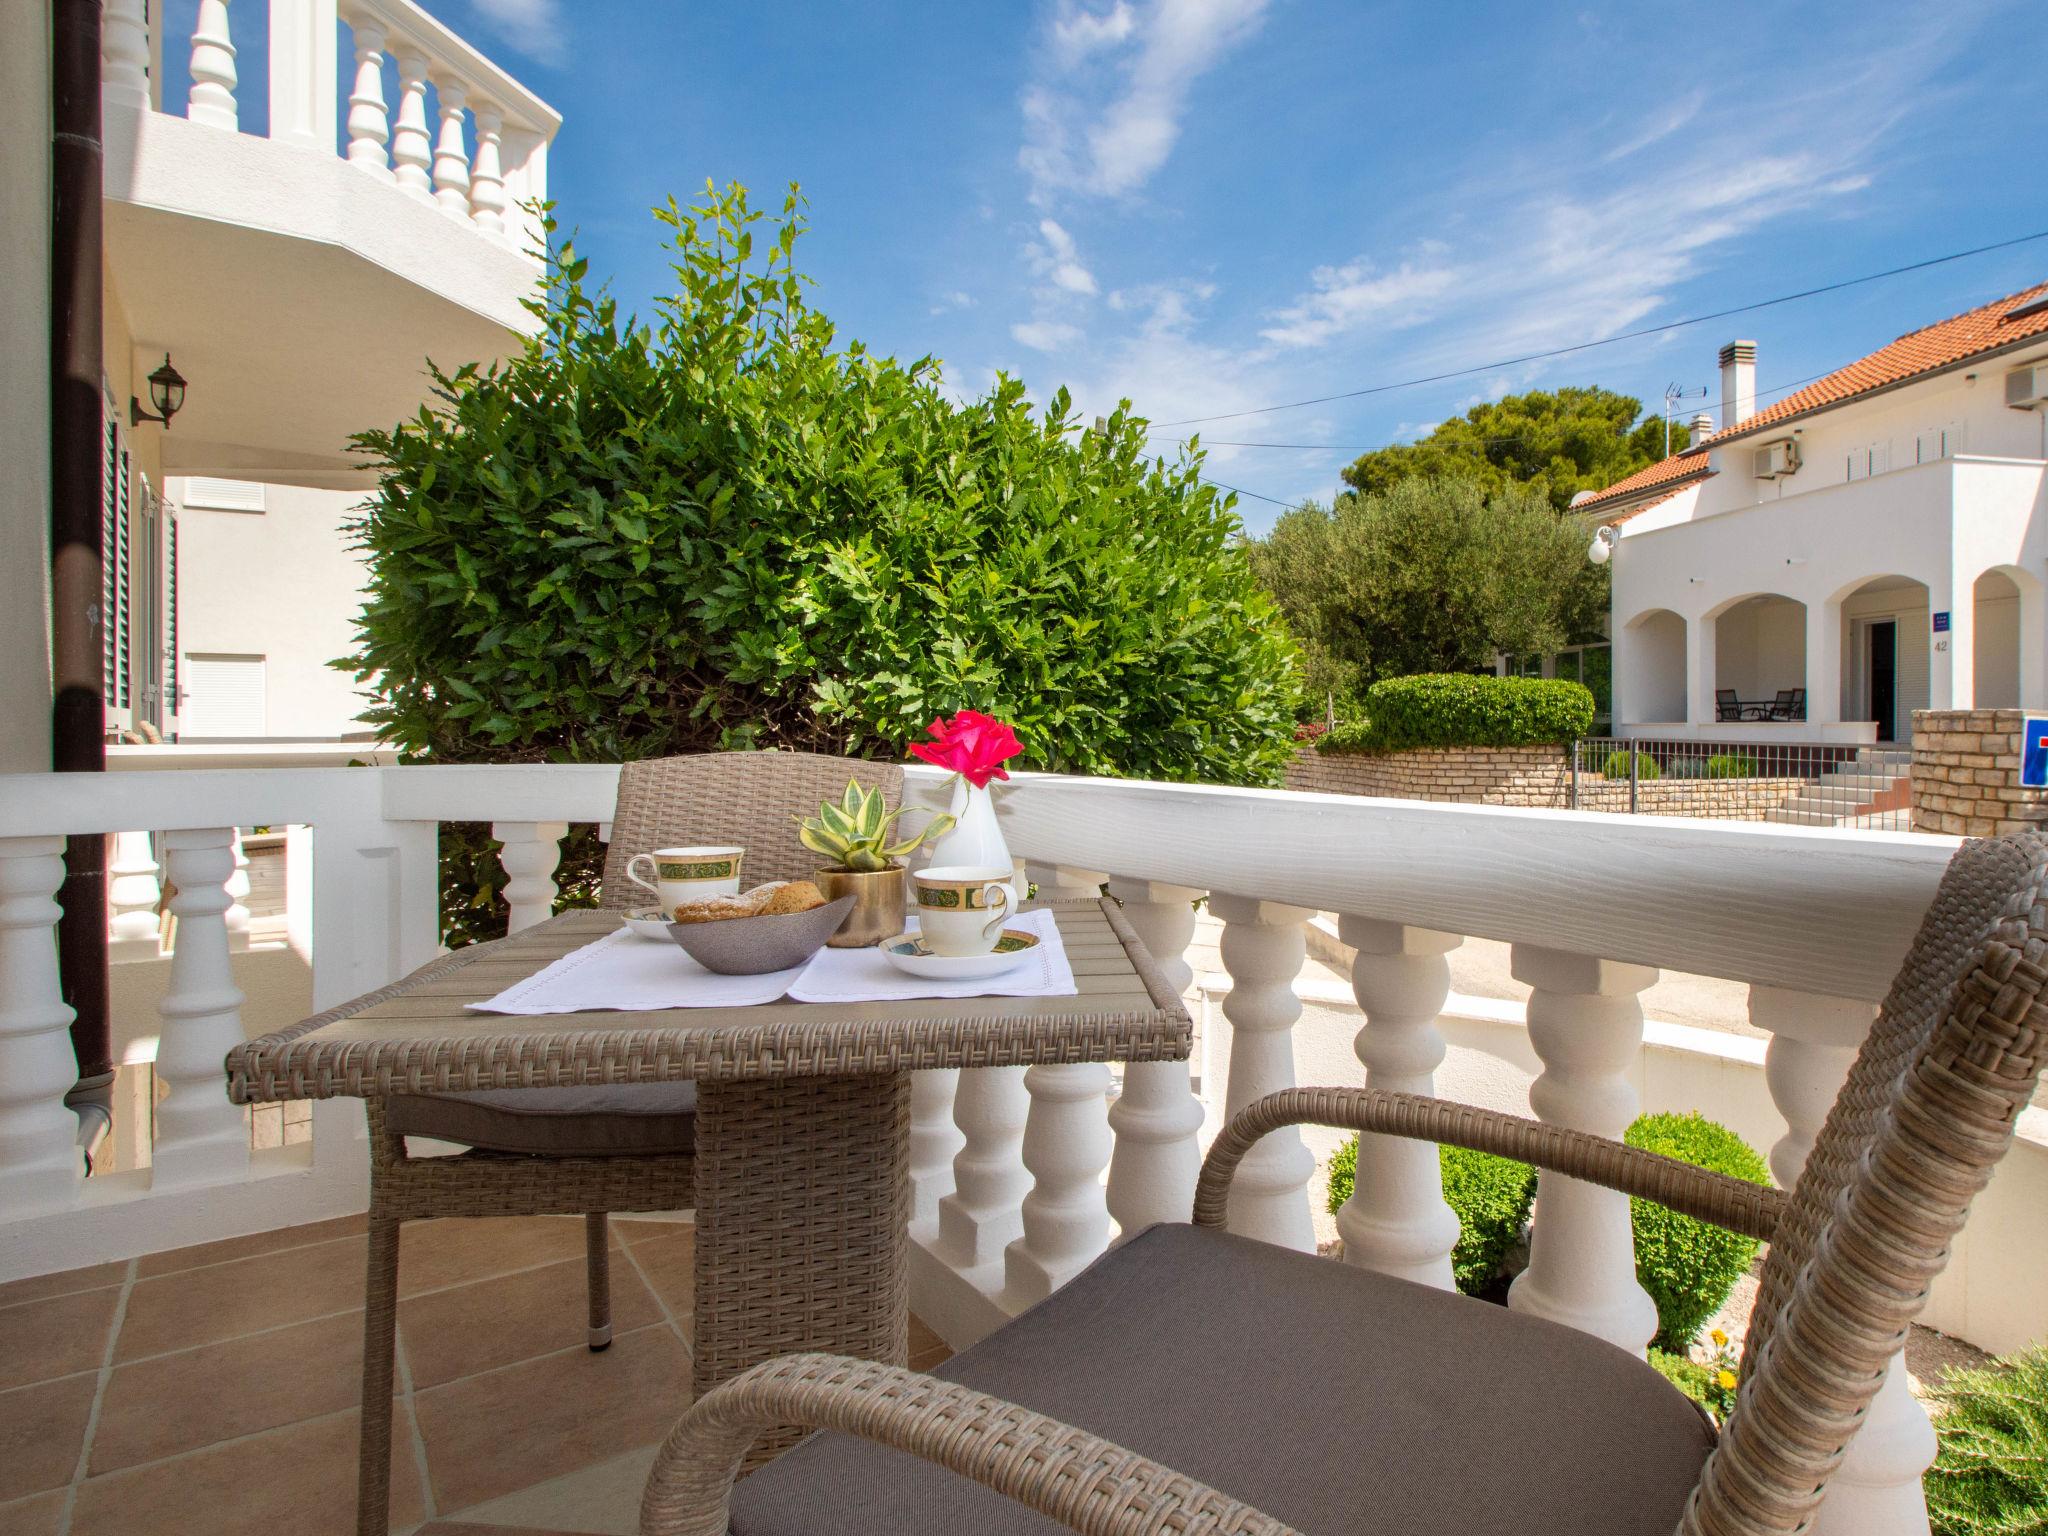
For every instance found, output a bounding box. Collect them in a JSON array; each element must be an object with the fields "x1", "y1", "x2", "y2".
[{"x1": 171, "y1": 0, "x2": 2048, "y2": 532}]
